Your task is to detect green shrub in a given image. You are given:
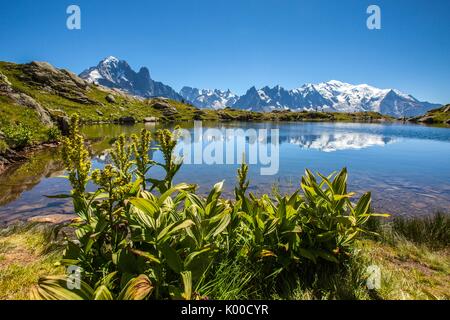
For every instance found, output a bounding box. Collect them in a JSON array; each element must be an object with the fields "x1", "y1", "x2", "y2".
[
  {"x1": 2, "y1": 124, "x2": 33, "y2": 149},
  {"x1": 32, "y1": 114, "x2": 386, "y2": 300},
  {"x1": 0, "y1": 139, "x2": 8, "y2": 153},
  {"x1": 46, "y1": 126, "x2": 61, "y2": 142}
]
